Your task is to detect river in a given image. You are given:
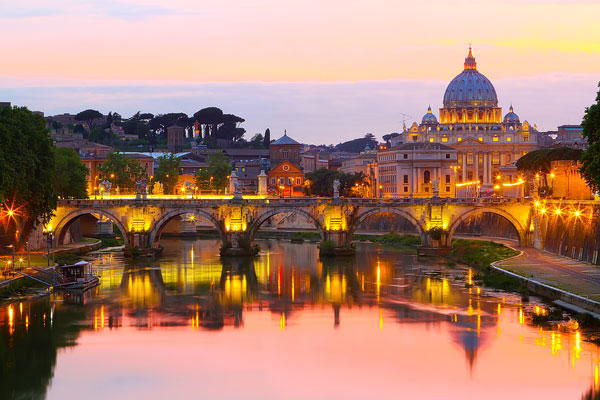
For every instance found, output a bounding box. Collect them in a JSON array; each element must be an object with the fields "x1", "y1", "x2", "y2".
[{"x1": 1, "y1": 238, "x2": 599, "y2": 399}]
